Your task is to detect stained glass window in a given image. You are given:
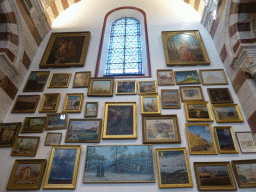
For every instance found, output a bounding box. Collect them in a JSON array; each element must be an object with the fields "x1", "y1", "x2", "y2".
[{"x1": 105, "y1": 17, "x2": 142, "y2": 76}]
